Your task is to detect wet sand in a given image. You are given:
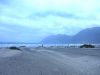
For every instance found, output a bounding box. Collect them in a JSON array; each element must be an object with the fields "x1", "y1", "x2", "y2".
[{"x1": 0, "y1": 47, "x2": 100, "y2": 75}]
